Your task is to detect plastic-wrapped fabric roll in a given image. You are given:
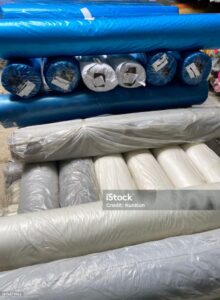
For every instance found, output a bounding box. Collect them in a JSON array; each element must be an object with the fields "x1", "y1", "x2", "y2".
[
  {"x1": 59, "y1": 159, "x2": 99, "y2": 207},
  {"x1": 80, "y1": 57, "x2": 118, "y2": 92},
  {"x1": 182, "y1": 143, "x2": 220, "y2": 183},
  {"x1": 0, "y1": 14, "x2": 220, "y2": 58},
  {"x1": 43, "y1": 57, "x2": 80, "y2": 93},
  {"x1": 146, "y1": 51, "x2": 177, "y2": 86},
  {"x1": 1, "y1": 229, "x2": 220, "y2": 300},
  {"x1": 0, "y1": 3, "x2": 179, "y2": 19},
  {"x1": 18, "y1": 162, "x2": 59, "y2": 214},
  {"x1": 179, "y1": 52, "x2": 212, "y2": 86},
  {"x1": 9, "y1": 106, "x2": 220, "y2": 163},
  {"x1": 153, "y1": 146, "x2": 206, "y2": 188},
  {"x1": 107, "y1": 55, "x2": 146, "y2": 88},
  {"x1": 0, "y1": 81, "x2": 209, "y2": 128},
  {"x1": 94, "y1": 154, "x2": 136, "y2": 190},
  {"x1": 125, "y1": 150, "x2": 174, "y2": 189},
  {"x1": 0, "y1": 201, "x2": 220, "y2": 271},
  {"x1": 1, "y1": 59, "x2": 42, "y2": 98},
  {"x1": 3, "y1": 161, "x2": 22, "y2": 188}
]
